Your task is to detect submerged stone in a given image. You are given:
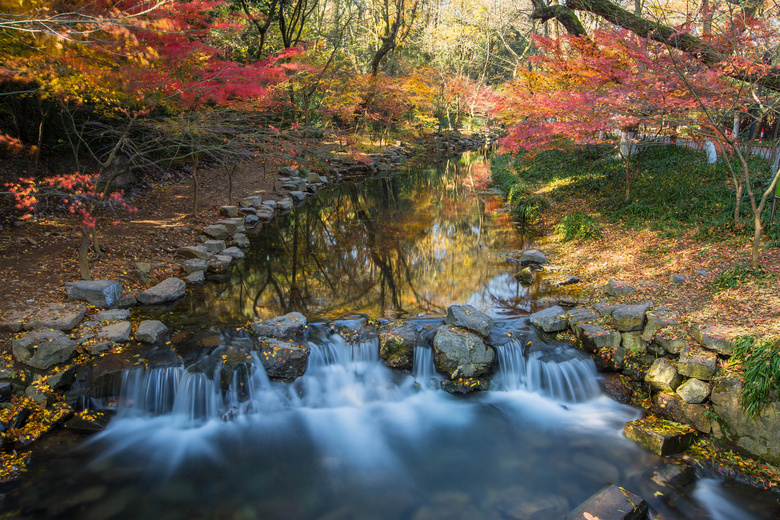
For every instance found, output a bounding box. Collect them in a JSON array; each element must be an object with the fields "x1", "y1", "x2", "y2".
[{"x1": 566, "y1": 484, "x2": 648, "y2": 520}]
